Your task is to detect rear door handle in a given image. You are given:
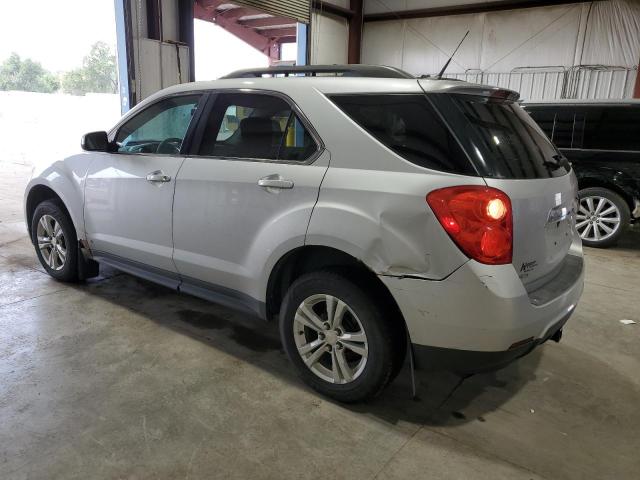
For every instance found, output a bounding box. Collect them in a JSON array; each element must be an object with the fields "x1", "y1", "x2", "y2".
[
  {"x1": 258, "y1": 175, "x2": 294, "y2": 189},
  {"x1": 146, "y1": 170, "x2": 171, "y2": 183}
]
